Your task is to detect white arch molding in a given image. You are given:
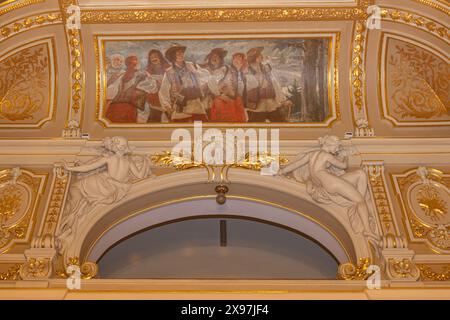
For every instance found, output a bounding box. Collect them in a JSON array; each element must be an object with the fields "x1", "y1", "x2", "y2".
[{"x1": 61, "y1": 169, "x2": 373, "y2": 270}]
